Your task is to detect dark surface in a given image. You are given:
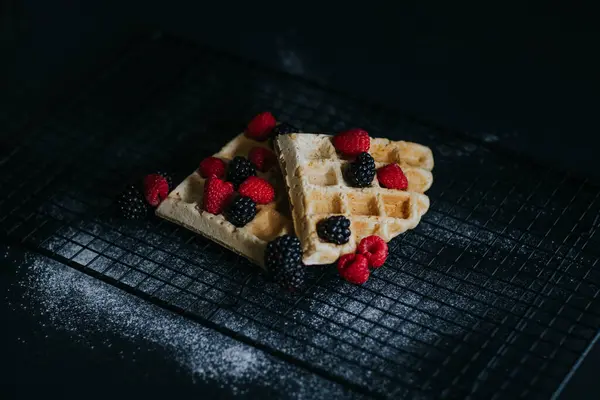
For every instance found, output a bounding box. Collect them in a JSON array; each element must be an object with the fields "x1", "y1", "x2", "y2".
[
  {"x1": 4, "y1": 2, "x2": 599, "y2": 180},
  {"x1": 2, "y1": 34, "x2": 599, "y2": 398},
  {"x1": 2, "y1": 3, "x2": 599, "y2": 399},
  {"x1": 1, "y1": 245, "x2": 357, "y2": 399},
  {"x1": 1, "y1": 253, "x2": 209, "y2": 391}
]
